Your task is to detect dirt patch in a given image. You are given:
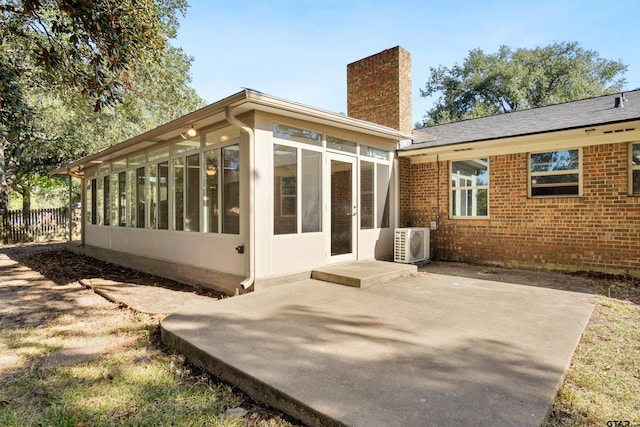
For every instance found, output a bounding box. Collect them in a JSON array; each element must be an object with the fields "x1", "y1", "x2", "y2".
[
  {"x1": 0, "y1": 243, "x2": 298, "y2": 426},
  {"x1": 422, "y1": 260, "x2": 640, "y2": 304},
  {"x1": 0, "y1": 244, "x2": 155, "y2": 372},
  {"x1": 3, "y1": 242, "x2": 638, "y2": 426},
  {"x1": 16, "y1": 246, "x2": 223, "y2": 299}
]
